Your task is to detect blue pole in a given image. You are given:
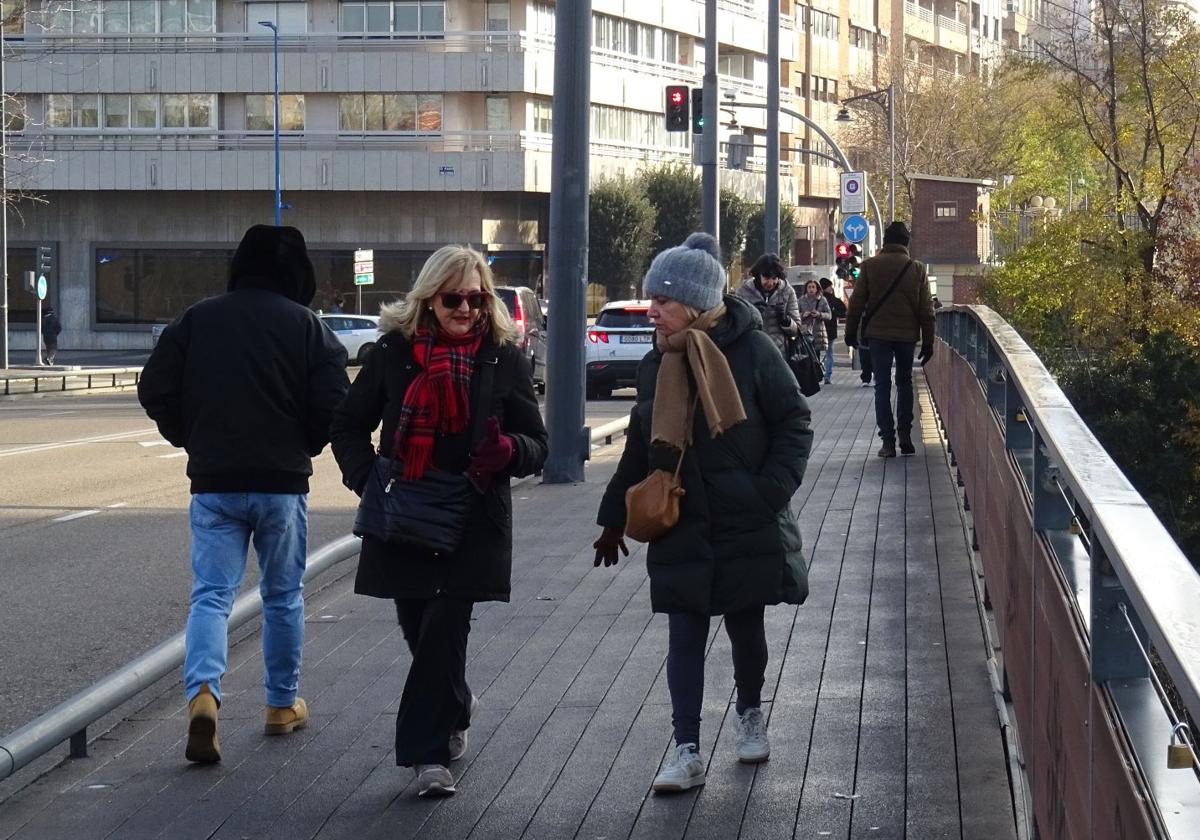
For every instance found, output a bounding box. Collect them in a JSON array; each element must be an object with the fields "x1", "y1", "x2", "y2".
[{"x1": 259, "y1": 21, "x2": 281, "y2": 226}]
